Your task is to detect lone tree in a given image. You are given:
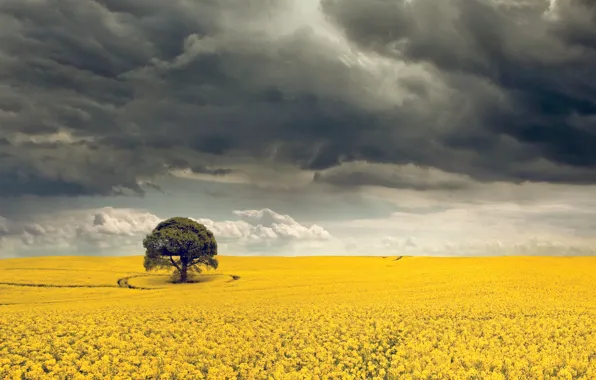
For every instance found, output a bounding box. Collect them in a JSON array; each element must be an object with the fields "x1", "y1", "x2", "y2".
[{"x1": 143, "y1": 217, "x2": 218, "y2": 283}]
